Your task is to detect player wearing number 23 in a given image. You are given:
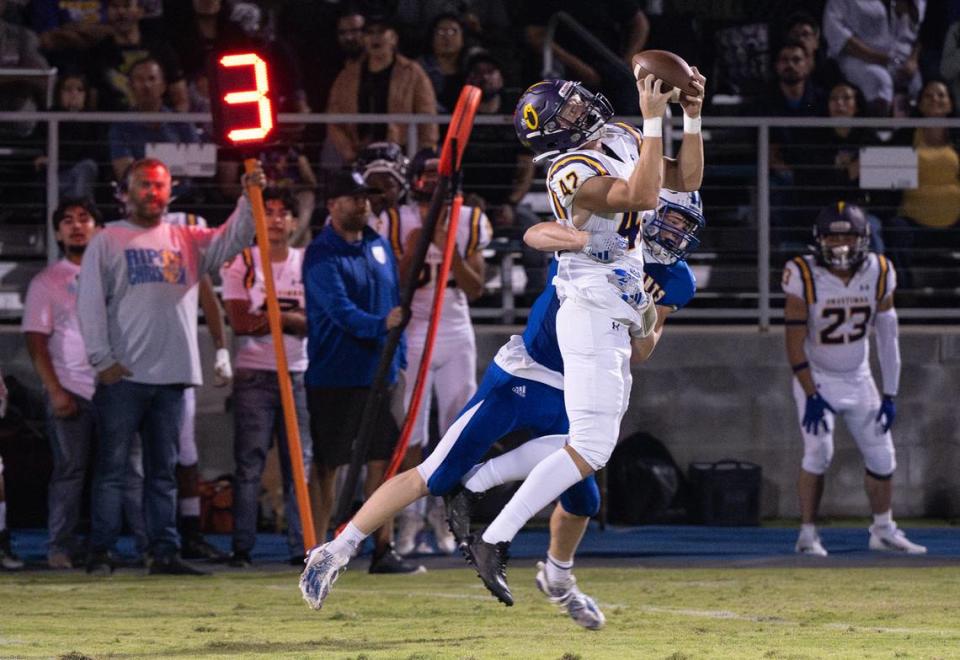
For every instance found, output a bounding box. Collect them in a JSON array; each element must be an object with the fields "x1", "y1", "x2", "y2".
[{"x1": 782, "y1": 202, "x2": 925, "y2": 557}]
